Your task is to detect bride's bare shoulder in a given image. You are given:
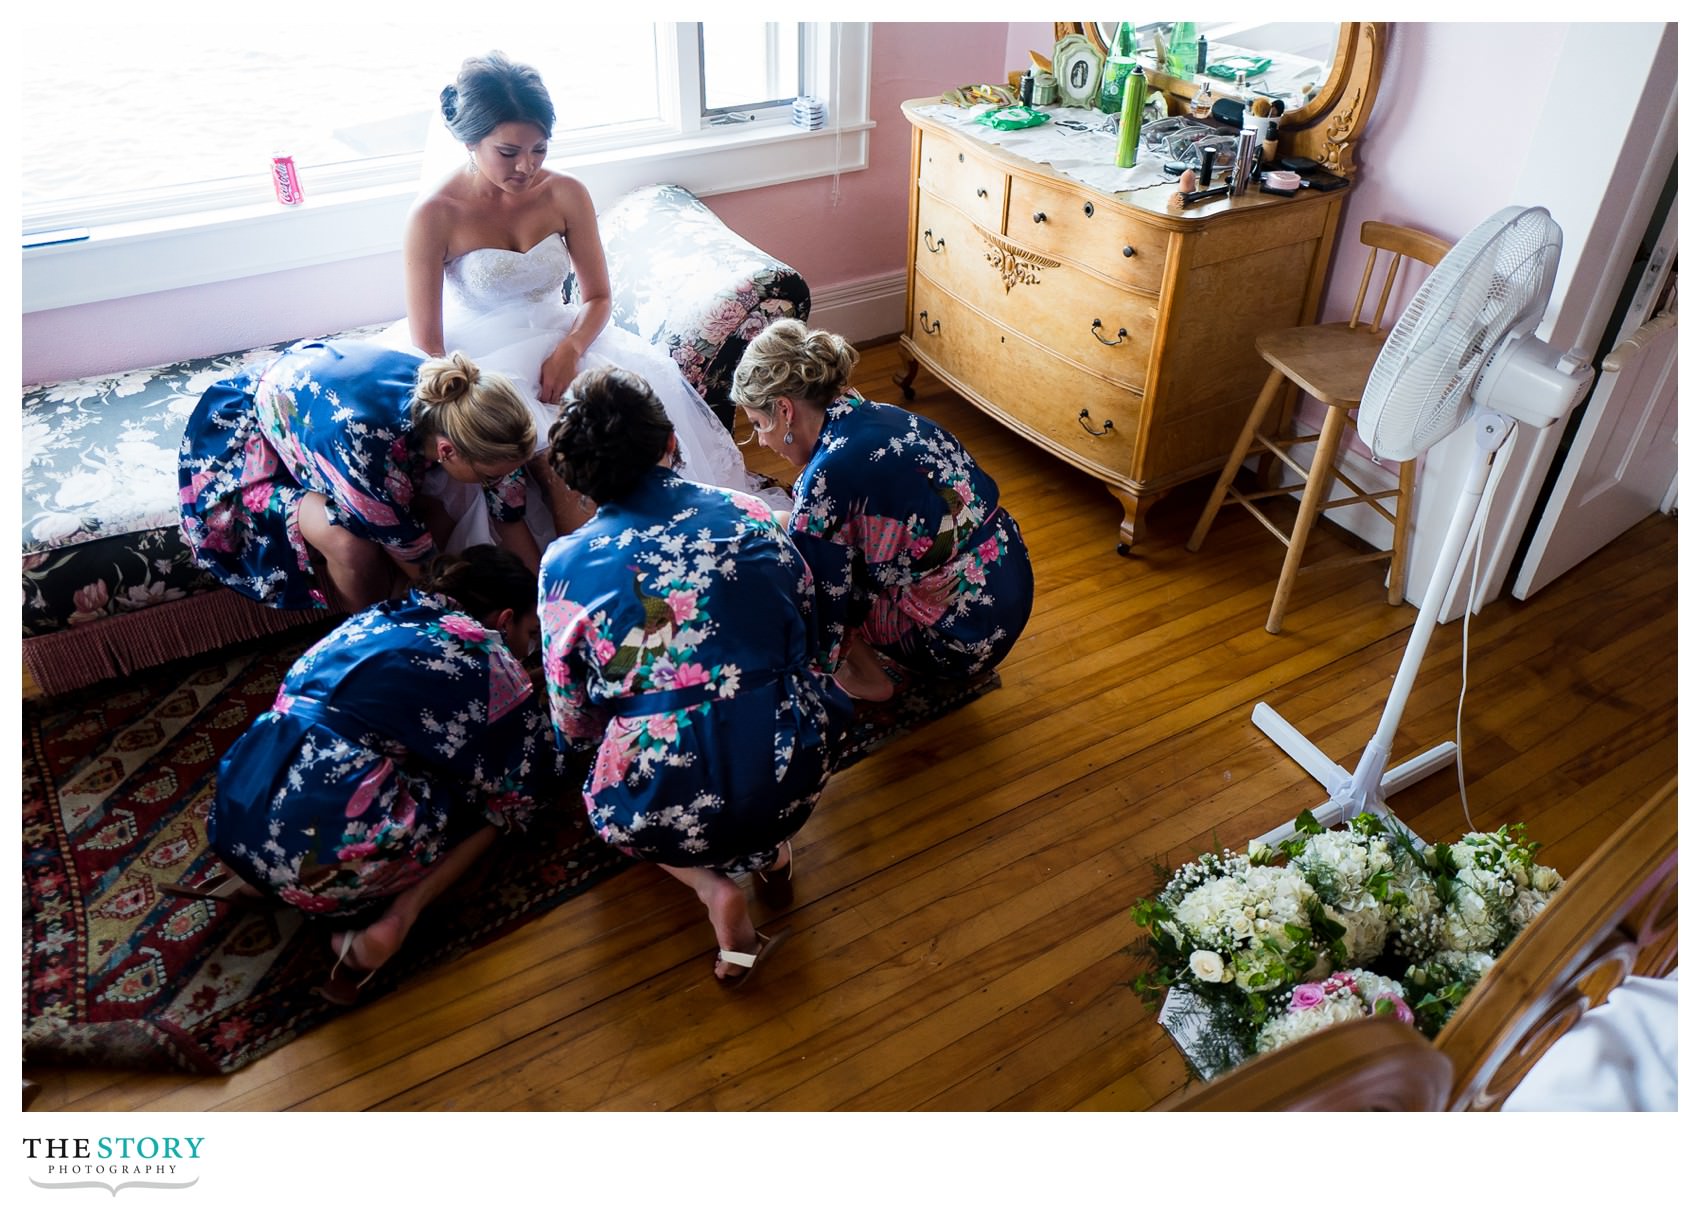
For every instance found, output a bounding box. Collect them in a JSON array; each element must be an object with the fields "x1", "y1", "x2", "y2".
[{"x1": 538, "y1": 169, "x2": 595, "y2": 211}]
